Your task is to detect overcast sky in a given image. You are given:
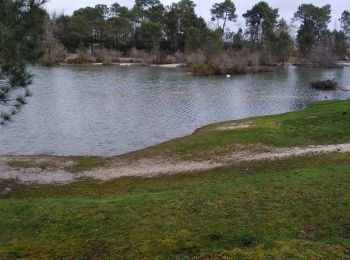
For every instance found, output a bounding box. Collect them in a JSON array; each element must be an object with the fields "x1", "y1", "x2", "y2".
[{"x1": 45, "y1": 0, "x2": 348, "y2": 31}]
